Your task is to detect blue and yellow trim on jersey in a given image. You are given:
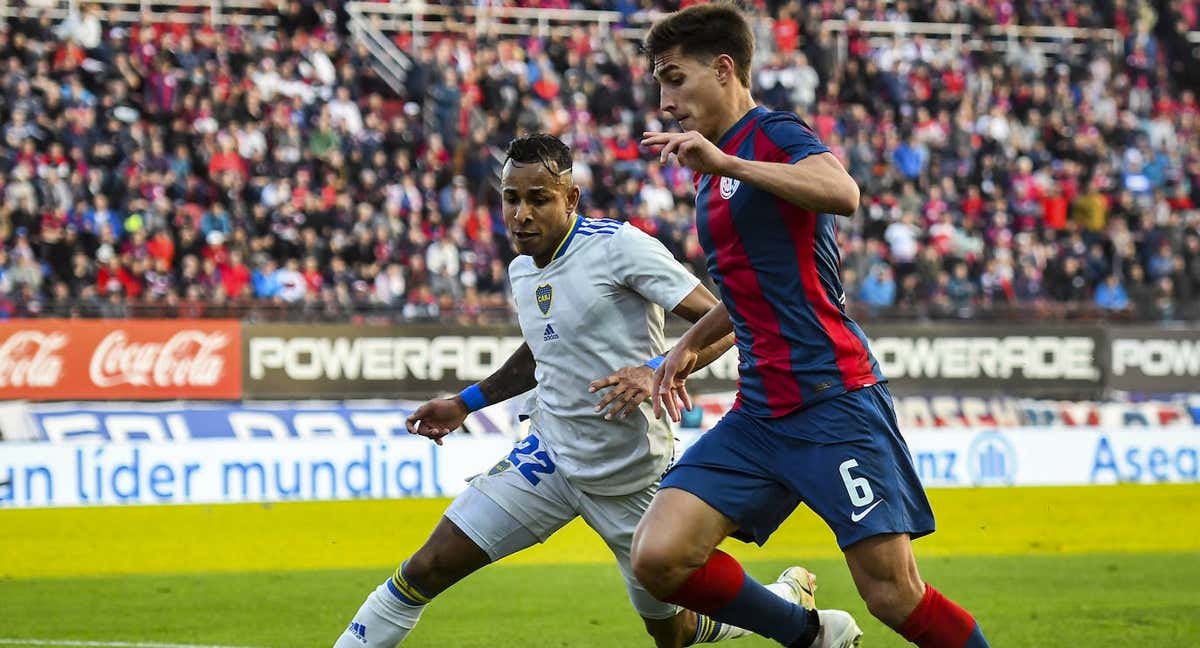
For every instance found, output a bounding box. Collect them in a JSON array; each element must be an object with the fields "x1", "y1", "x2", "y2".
[
  {"x1": 549, "y1": 216, "x2": 622, "y2": 262},
  {"x1": 550, "y1": 215, "x2": 584, "y2": 262},
  {"x1": 387, "y1": 562, "x2": 433, "y2": 606}
]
